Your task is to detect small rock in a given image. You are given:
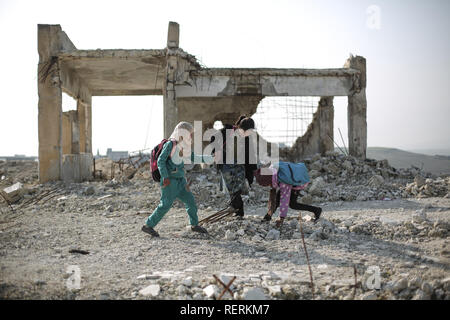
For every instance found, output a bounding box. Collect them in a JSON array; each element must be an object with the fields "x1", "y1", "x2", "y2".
[
  {"x1": 182, "y1": 277, "x2": 193, "y2": 287},
  {"x1": 412, "y1": 289, "x2": 431, "y2": 300},
  {"x1": 177, "y1": 285, "x2": 188, "y2": 295},
  {"x1": 361, "y1": 292, "x2": 377, "y2": 300},
  {"x1": 408, "y1": 276, "x2": 422, "y2": 289},
  {"x1": 267, "y1": 285, "x2": 282, "y2": 297},
  {"x1": 243, "y1": 287, "x2": 267, "y2": 300},
  {"x1": 203, "y1": 285, "x2": 220, "y2": 298},
  {"x1": 225, "y1": 230, "x2": 236, "y2": 241},
  {"x1": 192, "y1": 292, "x2": 203, "y2": 300},
  {"x1": 368, "y1": 175, "x2": 384, "y2": 188},
  {"x1": 83, "y1": 186, "x2": 95, "y2": 196},
  {"x1": 139, "y1": 284, "x2": 160, "y2": 297},
  {"x1": 265, "y1": 229, "x2": 280, "y2": 240},
  {"x1": 252, "y1": 235, "x2": 263, "y2": 242},
  {"x1": 421, "y1": 282, "x2": 433, "y2": 294},
  {"x1": 309, "y1": 177, "x2": 325, "y2": 196},
  {"x1": 292, "y1": 232, "x2": 301, "y2": 239},
  {"x1": 392, "y1": 278, "x2": 408, "y2": 293}
]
